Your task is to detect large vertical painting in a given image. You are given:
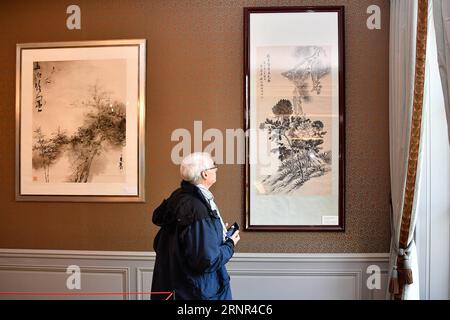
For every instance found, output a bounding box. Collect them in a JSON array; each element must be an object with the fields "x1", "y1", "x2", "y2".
[
  {"x1": 16, "y1": 40, "x2": 146, "y2": 202},
  {"x1": 244, "y1": 7, "x2": 345, "y2": 230}
]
